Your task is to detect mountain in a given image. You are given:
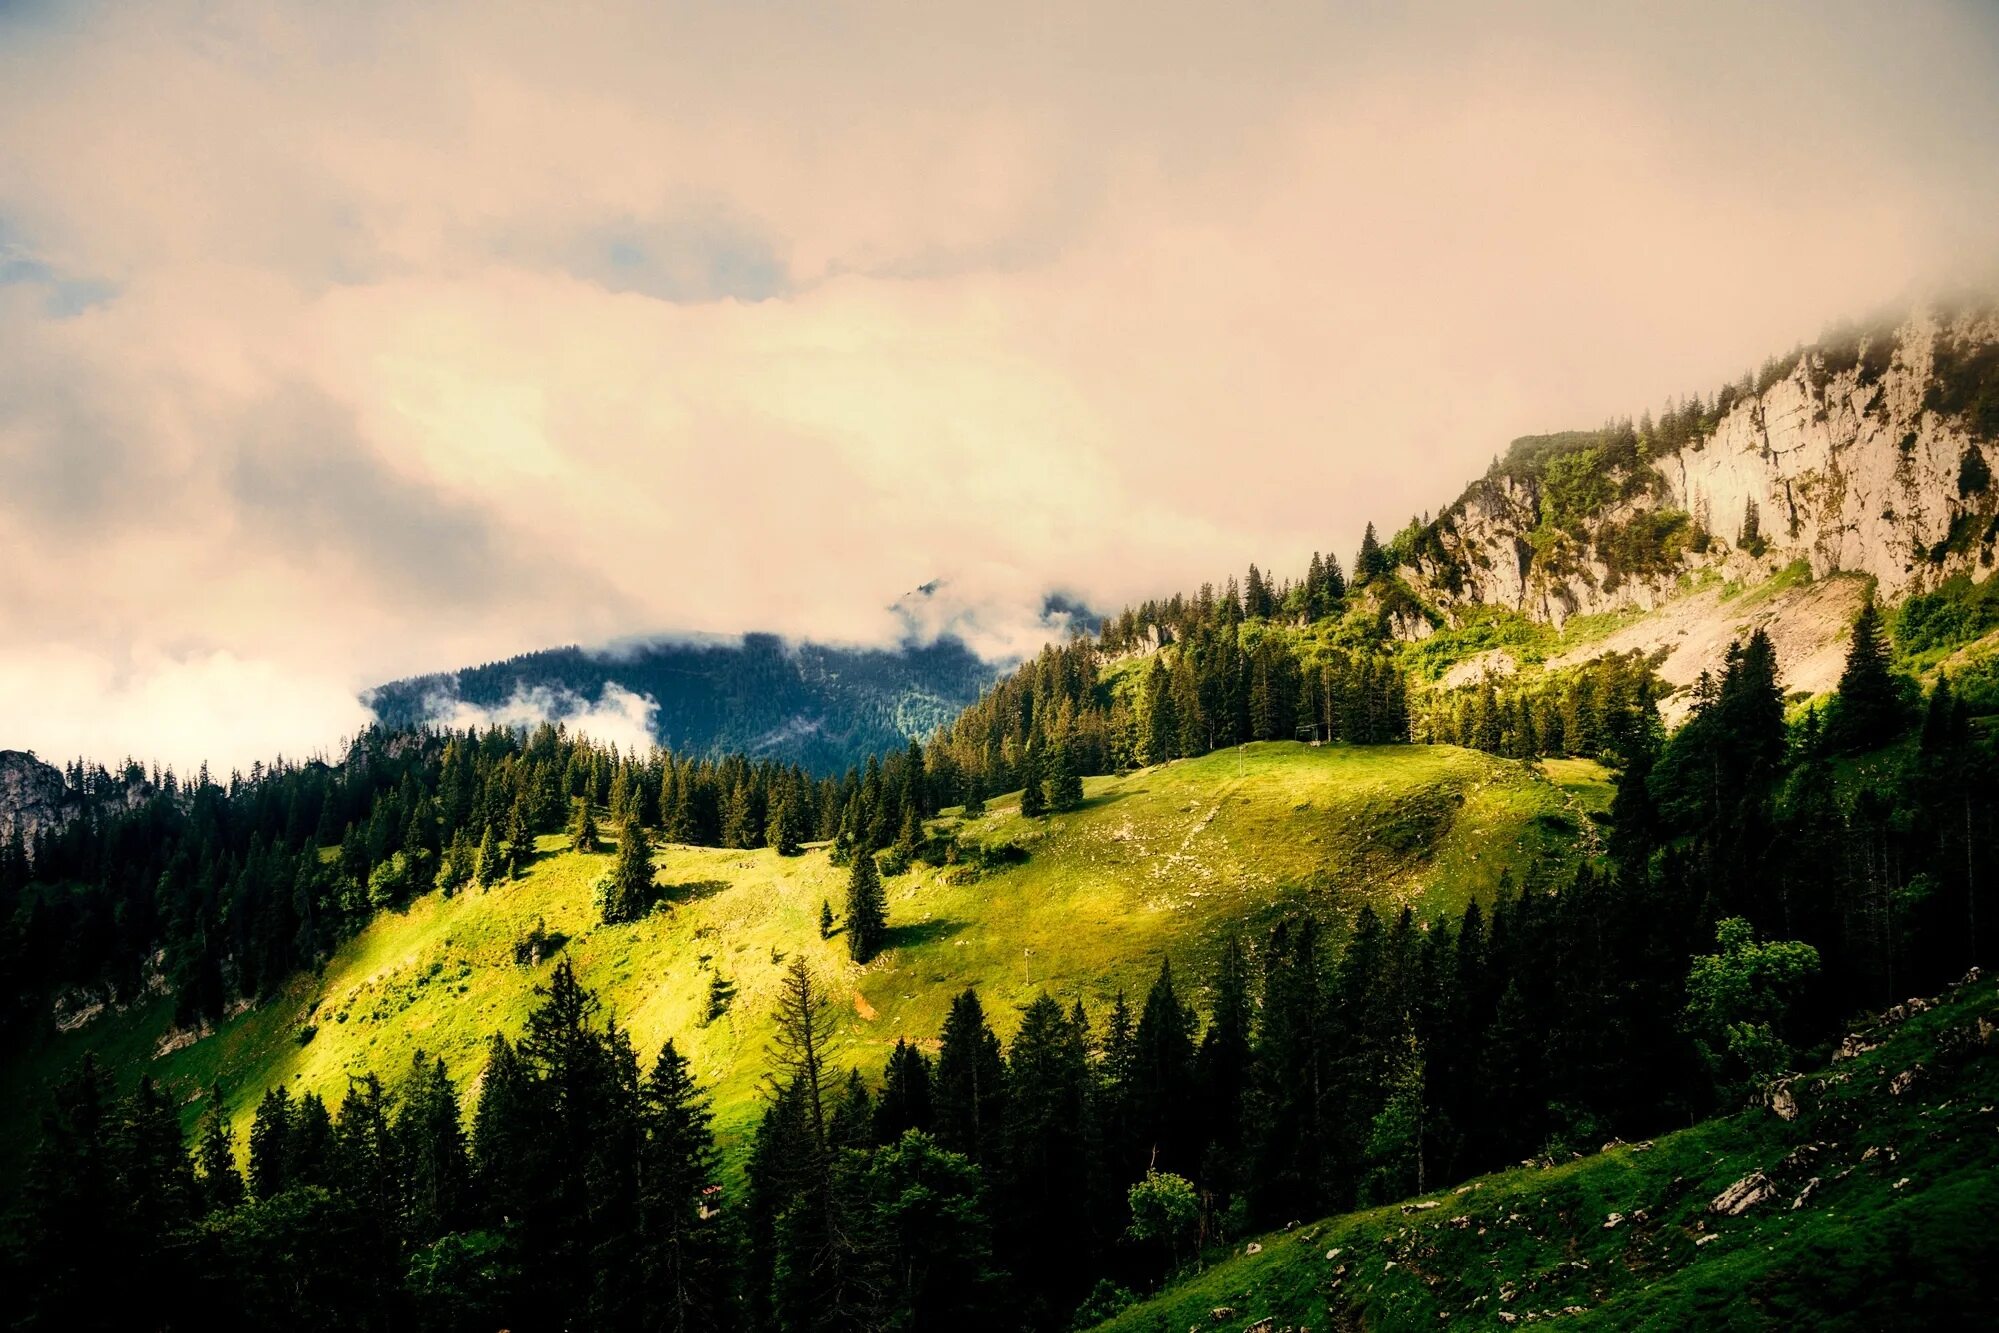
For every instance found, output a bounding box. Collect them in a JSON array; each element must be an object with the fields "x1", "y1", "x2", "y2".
[
  {"x1": 364, "y1": 588, "x2": 1095, "y2": 772},
  {"x1": 6, "y1": 305, "x2": 1998, "y2": 1331},
  {"x1": 1393, "y1": 302, "x2": 1999, "y2": 709}
]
